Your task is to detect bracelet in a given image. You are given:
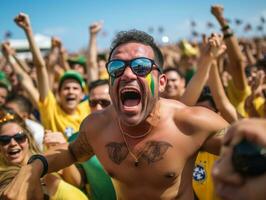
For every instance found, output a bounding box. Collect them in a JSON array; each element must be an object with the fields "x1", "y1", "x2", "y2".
[
  {"x1": 224, "y1": 32, "x2": 234, "y2": 39},
  {"x1": 27, "y1": 154, "x2": 48, "y2": 178},
  {"x1": 221, "y1": 25, "x2": 230, "y2": 31}
]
